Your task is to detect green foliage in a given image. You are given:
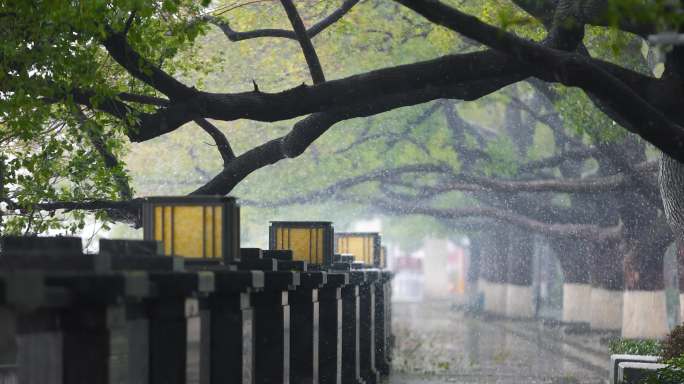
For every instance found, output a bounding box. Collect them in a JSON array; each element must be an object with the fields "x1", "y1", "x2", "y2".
[
  {"x1": 608, "y1": 338, "x2": 663, "y2": 356},
  {"x1": 640, "y1": 356, "x2": 684, "y2": 384},
  {"x1": 1, "y1": 0, "x2": 212, "y2": 233},
  {"x1": 606, "y1": 0, "x2": 684, "y2": 34},
  {"x1": 553, "y1": 87, "x2": 625, "y2": 143}
]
